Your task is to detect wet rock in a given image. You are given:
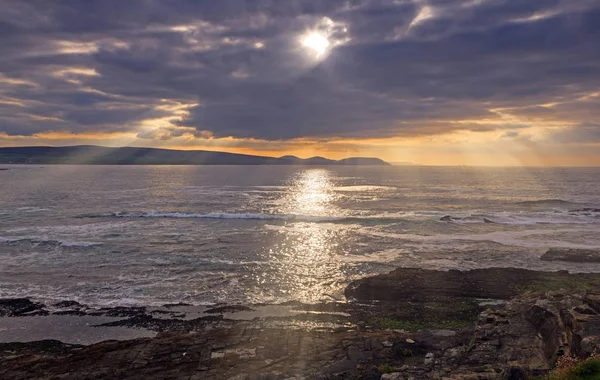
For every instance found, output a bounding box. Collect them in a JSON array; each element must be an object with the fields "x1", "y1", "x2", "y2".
[
  {"x1": 52, "y1": 301, "x2": 84, "y2": 308},
  {"x1": 345, "y1": 268, "x2": 600, "y2": 302},
  {"x1": 0, "y1": 340, "x2": 82, "y2": 357},
  {"x1": 0, "y1": 298, "x2": 47, "y2": 317},
  {"x1": 3, "y1": 271, "x2": 600, "y2": 379},
  {"x1": 162, "y1": 302, "x2": 192, "y2": 308},
  {"x1": 541, "y1": 248, "x2": 600, "y2": 263},
  {"x1": 205, "y1": 305, "x2": 256, "y2": 314},
  {"x1": 569, "y1": 208, "x2": 600, "y2": 213},
  {"x1": 53, "y1": 310, "x2": 88, "y2": 316},
  {"x1": 101, "y1": 306, "x2": 147, "y2": 318},
  {"x1": 95, "y1": 314, "x2": 234, "y2": 332}
]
